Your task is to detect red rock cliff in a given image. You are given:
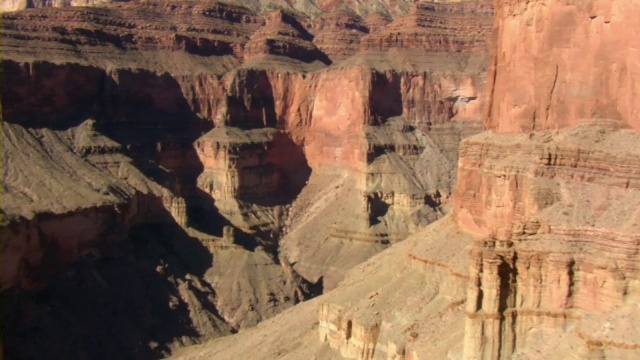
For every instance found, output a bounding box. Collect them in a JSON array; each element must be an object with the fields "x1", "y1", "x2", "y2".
[
  {"x1": 456, "y1": 0, "x2": 640, "y2": 358},
  {"x1": 1, "y1": 1, "x2": 494, "y2": 357},
  {"x1": 307, "y1": 1, "x2": 640, "y2": 360},
  {"x1": 485, "y1": 0, "x2": 640, "y2": 133}
]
